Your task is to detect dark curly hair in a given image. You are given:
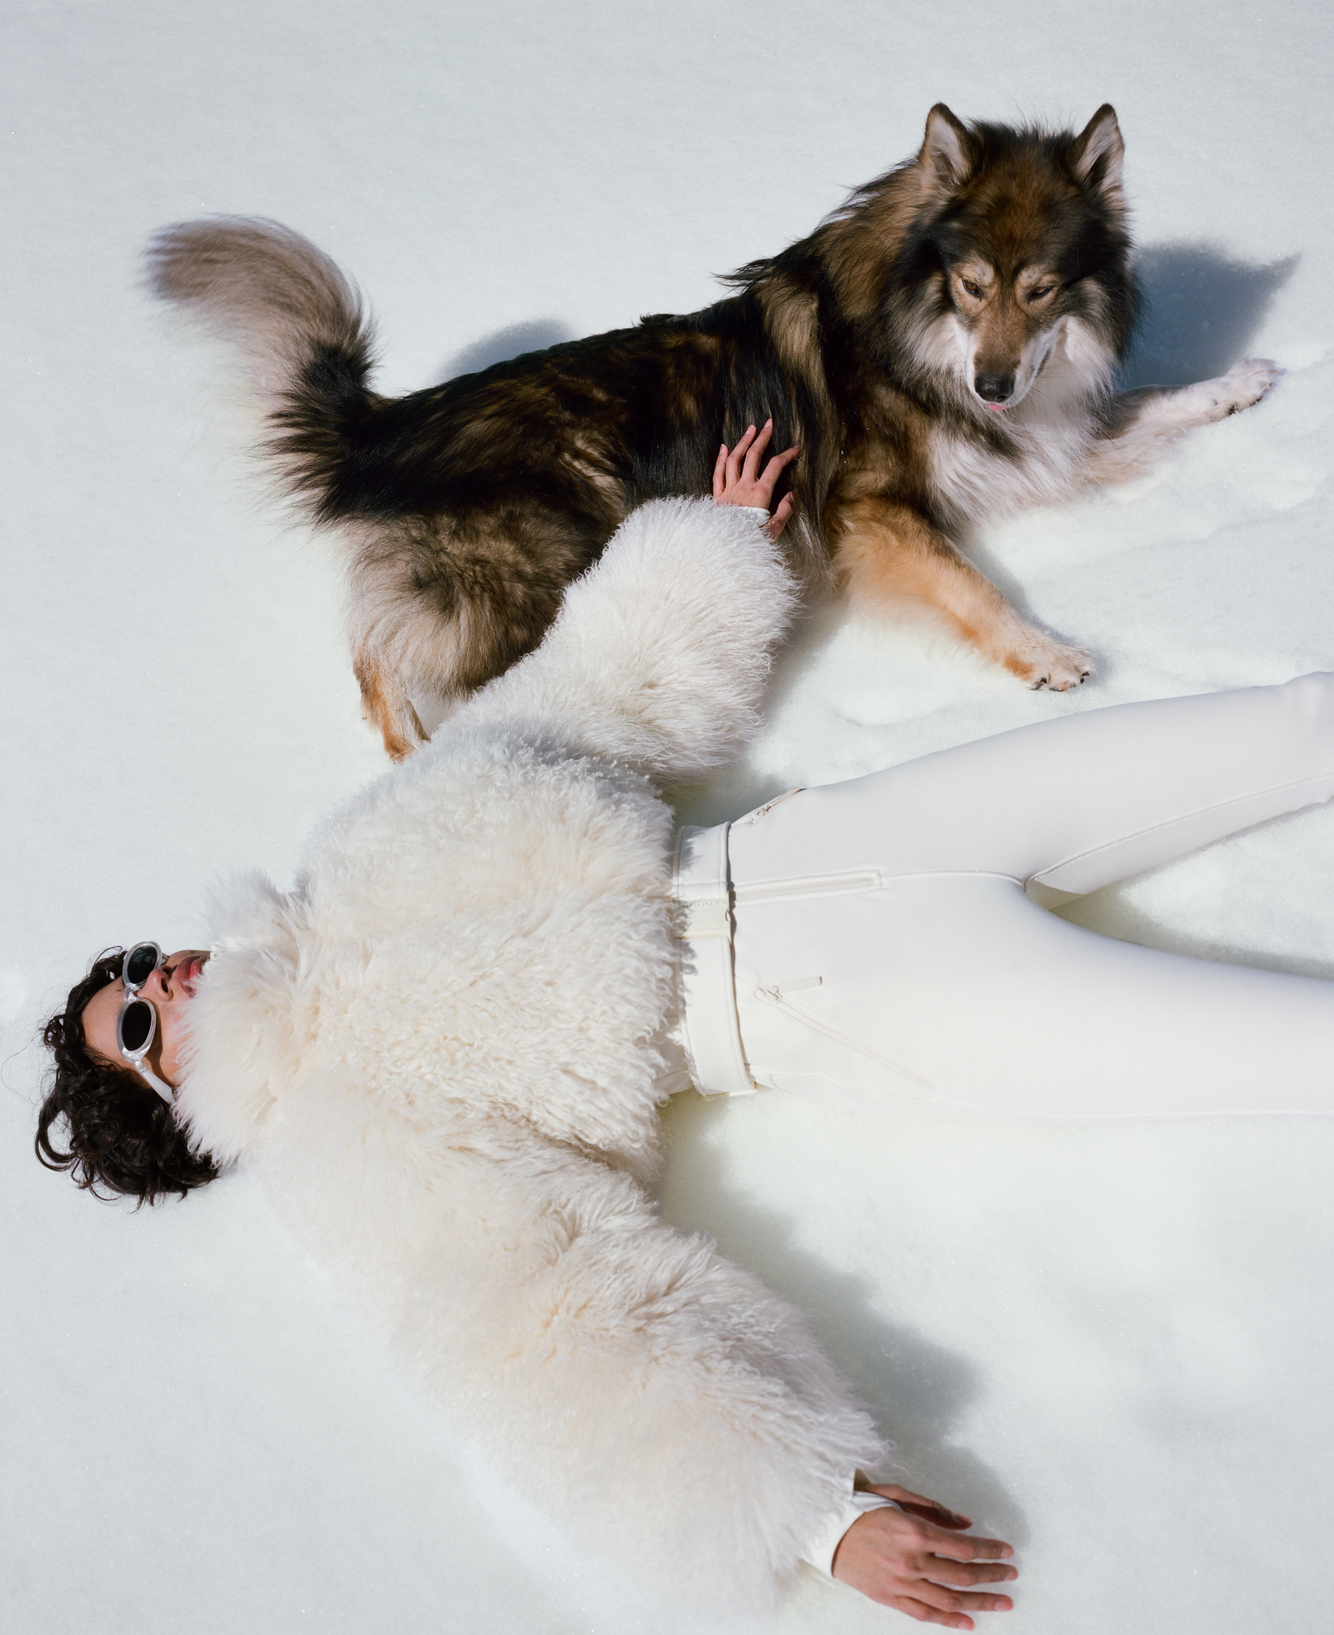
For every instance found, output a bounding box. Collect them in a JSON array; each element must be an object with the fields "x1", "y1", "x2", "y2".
[{"x1": 35, "y1": 948, "x2": 220, "y2": 1204}]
